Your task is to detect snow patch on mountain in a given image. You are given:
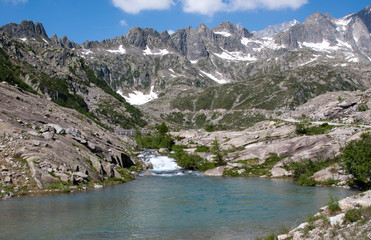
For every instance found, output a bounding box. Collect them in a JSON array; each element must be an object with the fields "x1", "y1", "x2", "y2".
[
  {"x1": 214, "y1": 31, "x2": 232, "y2": 37},
  {"x1": 117, "y1": 86, "x2": 158, "y2": 105},
  {"x1": 107, "y1": 45, "x2": 126, "y2": 54},
  {"x1": 336, "y1": 40, "x2": 352, "y2": 50},
  {"x1": 143, "y1": 46, "x2": 169, "y2": 56},
  {"x1": 214, "y1": 49, "x2": 257, "y2": 62},
  {"x1": 81, "y1": 49, "x2": 93, "y2": 55},
  {"x1": 241, "y1": 37, "x2": 284, "y2": 51},
  {"x1": 333, "y1": 17, "x2": 352, "y2": 32},
  {"x1": 20, "y1": 38, "x2": 27, "y2": 42},
  {"x1": 301, "y1": 40, "x2": 340, "y2": 53},
  {"x1": 299, "y1": 55, "x2": 320, "y2": 66},
  {"x1": 169, "y1": 69, "x2": 186, "y2": 78},
  {"x1": 200, "y1": 70, "x2": 229, "y2": 84}
]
